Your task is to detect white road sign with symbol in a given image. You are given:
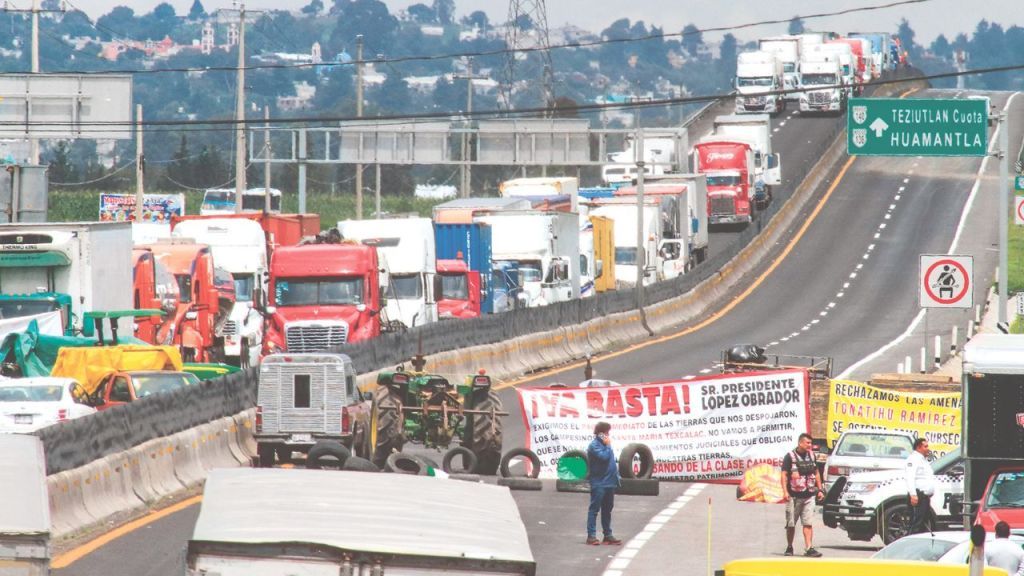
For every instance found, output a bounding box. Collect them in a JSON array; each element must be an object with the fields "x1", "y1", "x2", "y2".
[
  {"x1": 920, "y1": 255, "x2": 973, "y2": 309},
  {"x1": 1017, "y1": 196, "x2": 1024, "y2": 226}
]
